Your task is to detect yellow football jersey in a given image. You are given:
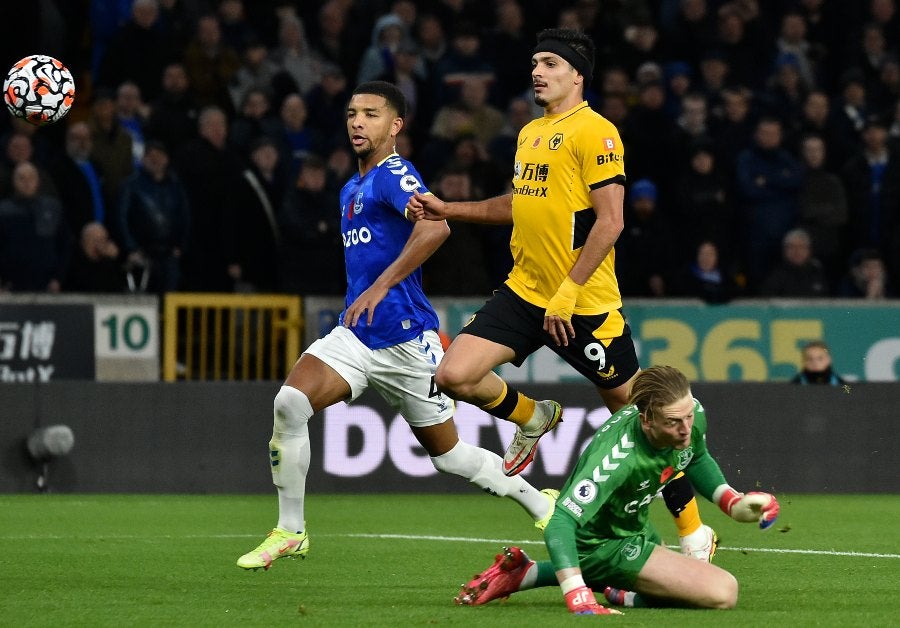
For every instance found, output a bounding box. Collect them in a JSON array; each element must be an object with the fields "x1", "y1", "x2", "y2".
[{"x1": 505, "y1": 101, "x2": 626, "y2": 314}]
